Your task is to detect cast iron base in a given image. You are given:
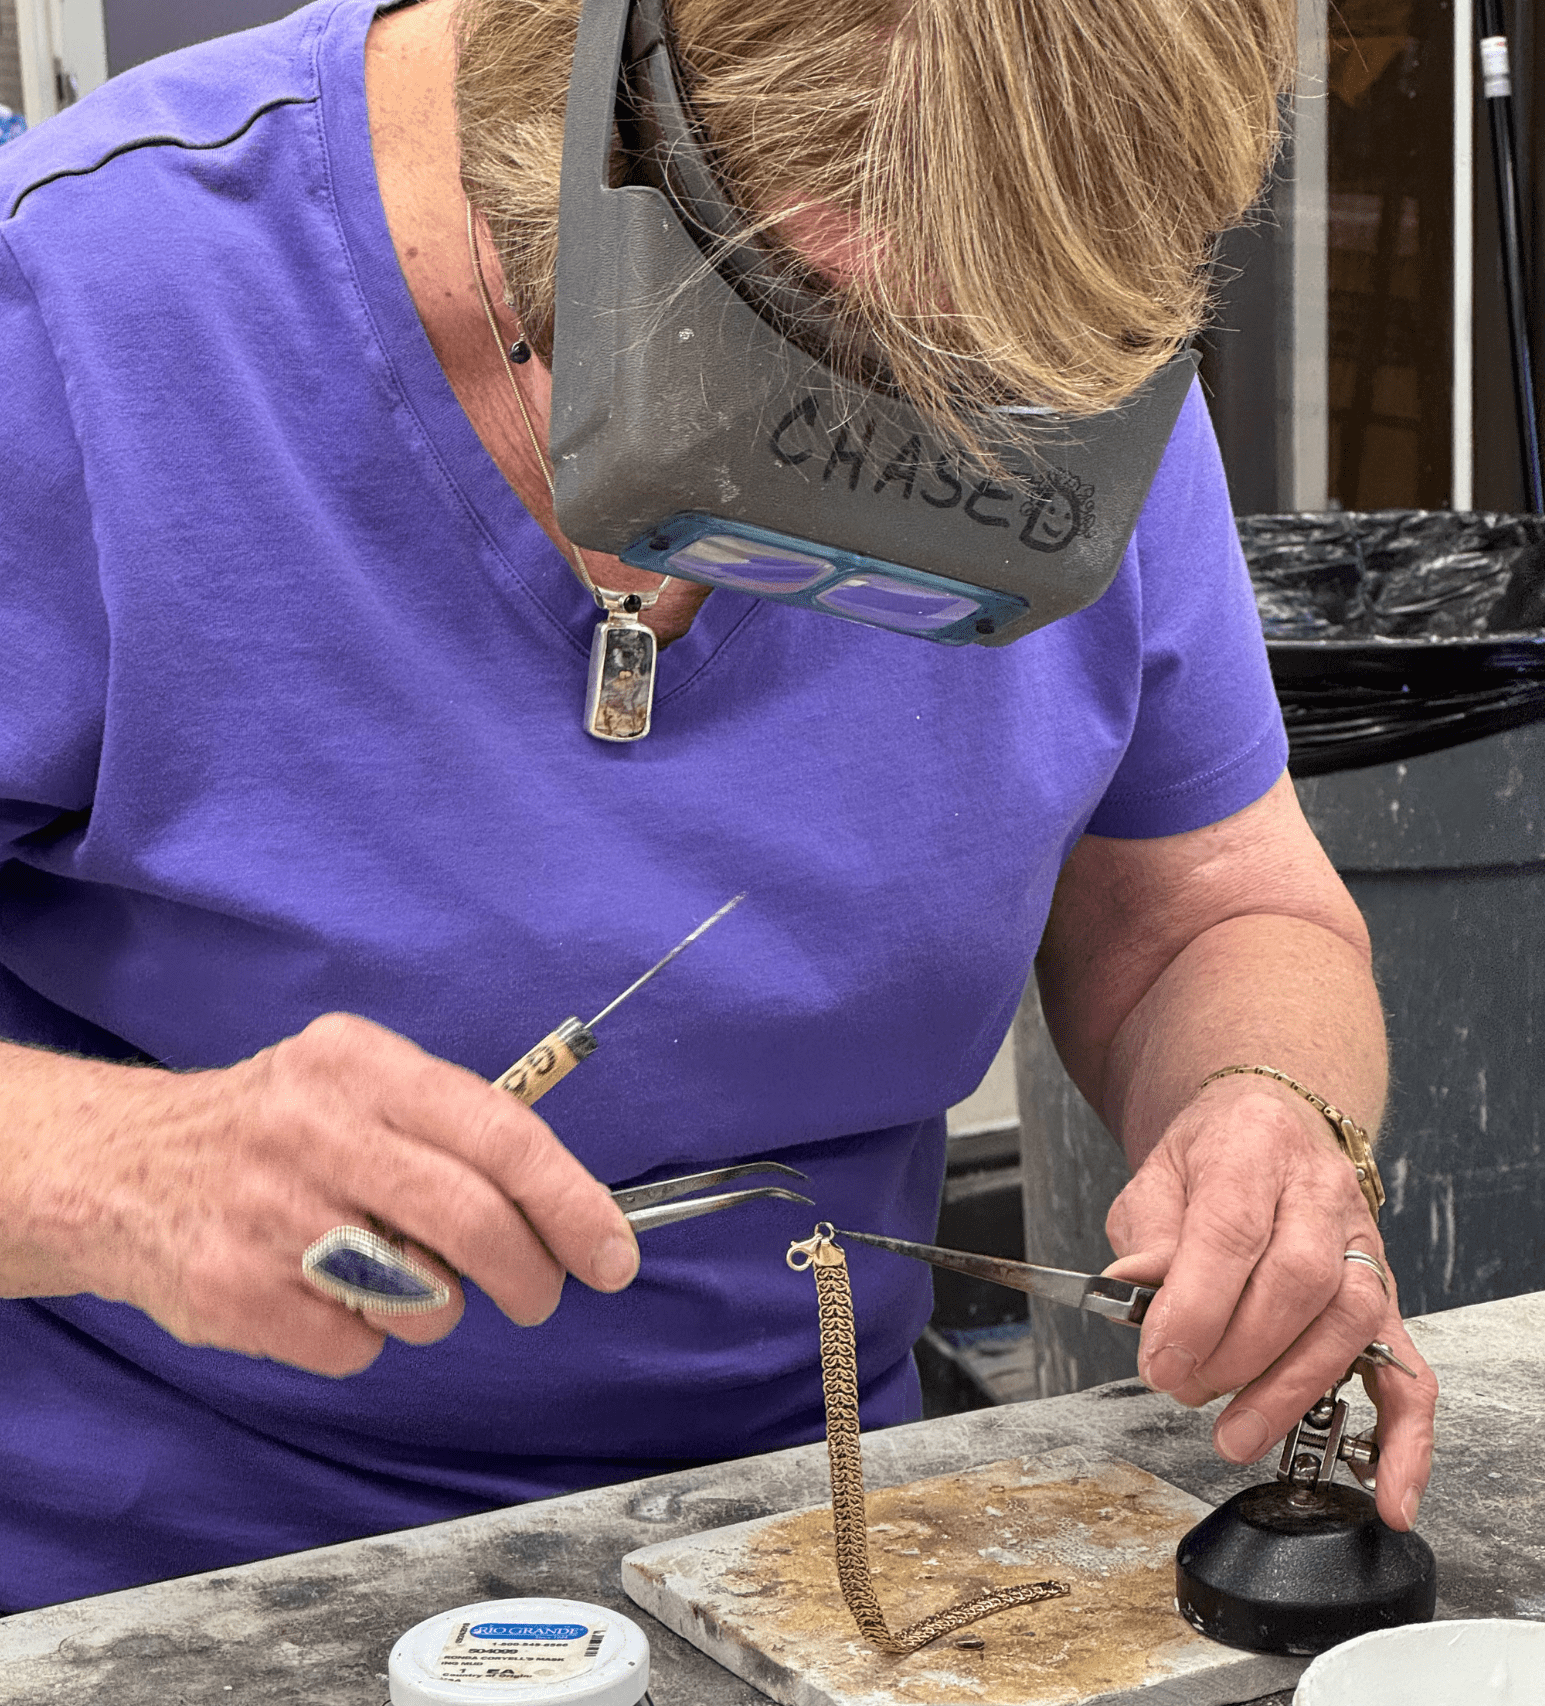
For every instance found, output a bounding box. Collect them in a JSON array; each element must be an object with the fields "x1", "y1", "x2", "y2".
[{"x1": 1175, "y1": 1480, "x2": 1437, "y2": 1656}]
